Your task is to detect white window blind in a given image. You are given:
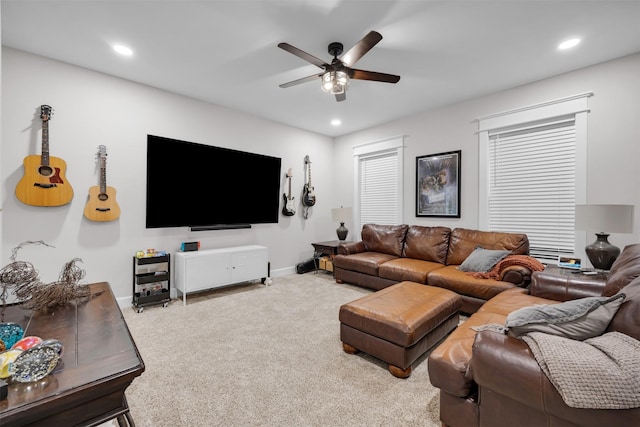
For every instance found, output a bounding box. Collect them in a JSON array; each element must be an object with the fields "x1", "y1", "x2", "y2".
[
  {"x1": 359, "y1": 151, "x2": 400, "y2": 225},
  {"x1": 488, "y1": 117, "x2": 576, "y2": 261}
]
